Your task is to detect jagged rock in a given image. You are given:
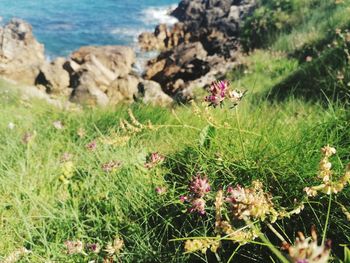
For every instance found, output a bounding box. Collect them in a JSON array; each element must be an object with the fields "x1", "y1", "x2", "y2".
[
  {"x1": 171, "y1": 0, "x2": 206, "y2": 22},
  {"x1": 137, "y1": 80, "x2": 173, "y2": 106},
  {"x1": 36, "y1": 57, "x2": 70, "y2": 95},
  {"x1": 138, "y1": 32, "x2": 164, "y2": 51},
  {"x1": 68, "y1": 45, "x2": 140, "y2": 106},
  {"x1": 140, "y1": 0, "x2": 257, "y2": 100},
  {"x1": 0, "y1": 19, "x2": 45, "y2": 85},
  {"x1": 71, "y1": 84, "x2": 110, "y2": 107},
  {"x1": 144, "y1": 42, "x2": 210, "y2": 96},
  {"x1": 70, "y1": 45, "x2": 135, "y2": 78},
  {"x1": 106, "y1": 75, "x2": 139, "y2": 105},
  {"x1": 138, "y1": 23, "x2": 188, "y2": 52}
]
